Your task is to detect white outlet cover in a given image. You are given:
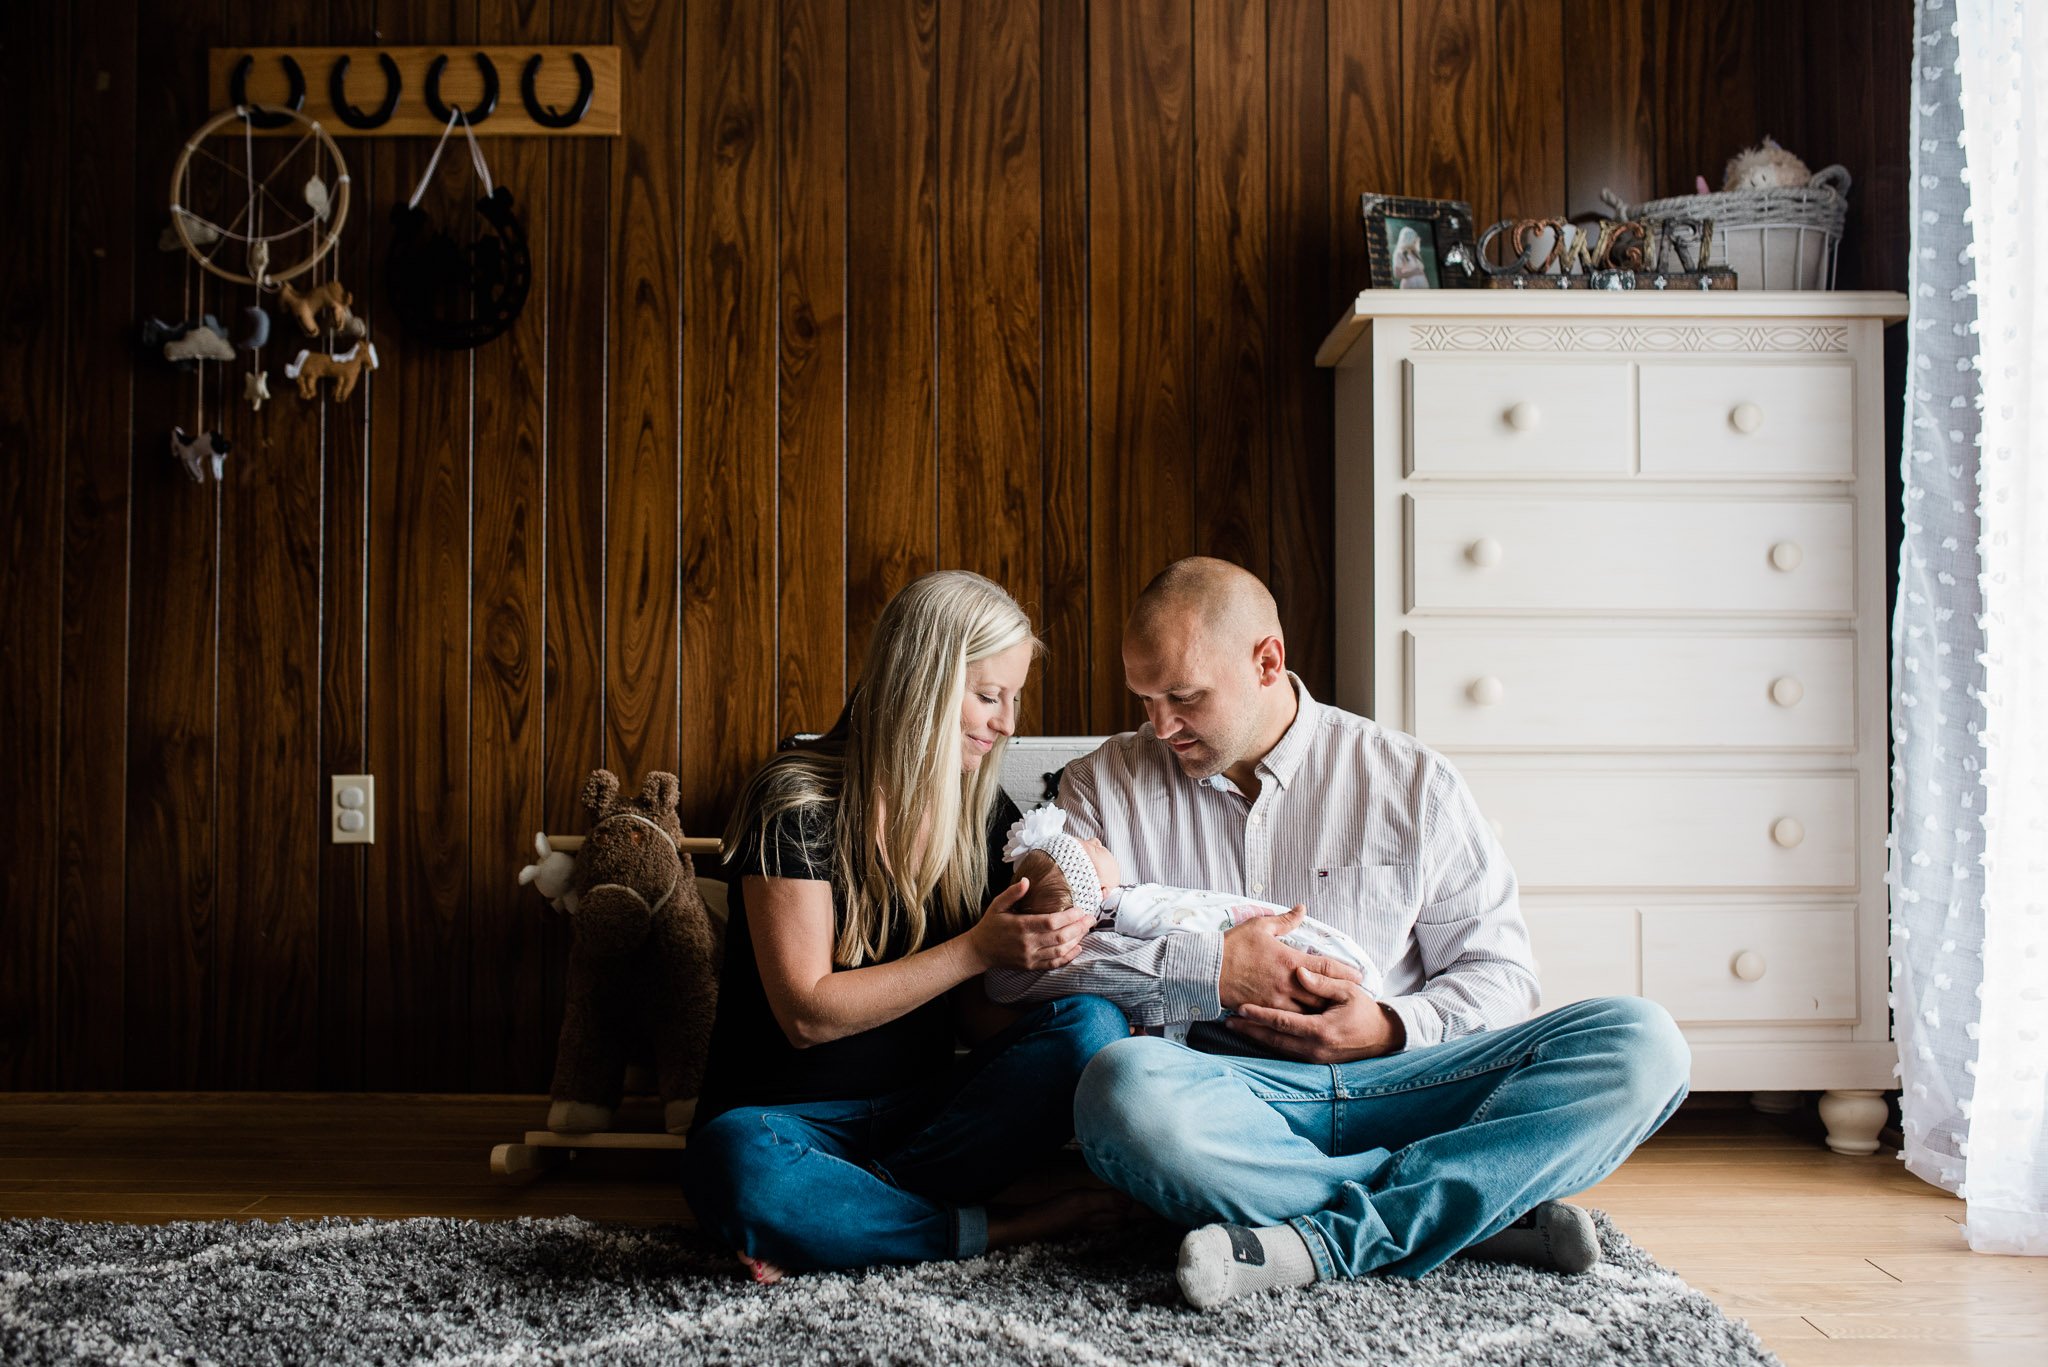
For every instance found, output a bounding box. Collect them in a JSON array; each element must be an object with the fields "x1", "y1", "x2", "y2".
[{"x1": 331, "y1": 774, "x2": 374, "y2": 844}]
